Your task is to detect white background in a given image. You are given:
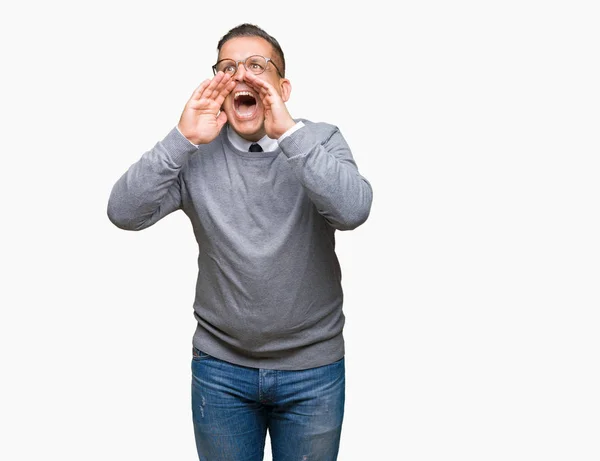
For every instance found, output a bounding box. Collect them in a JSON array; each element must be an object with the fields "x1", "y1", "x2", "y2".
[{"x1": 1, "y1": 0, "x2": 599, "y2": 460}]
